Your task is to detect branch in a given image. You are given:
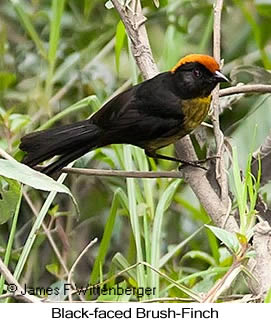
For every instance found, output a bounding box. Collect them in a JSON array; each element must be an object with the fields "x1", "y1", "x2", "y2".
[
  {"x1": 61, "y1": 167, "x2": 183, "y2": 178},
  {"x1": 212, "y1": 0, "x2": 229, "y2": 206},
  {"x1": 219, "y1": 84, "x2": 271, "y2": 97},
  {"x1": 175, "y1": 137, "x2": 237, "y2": 231},
  {"x1": 61, "y1": 165, "x2": 238, "y2": 230},
  {"x1": 67, "y1": 238, "x2": 98, "y2": 301}
]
